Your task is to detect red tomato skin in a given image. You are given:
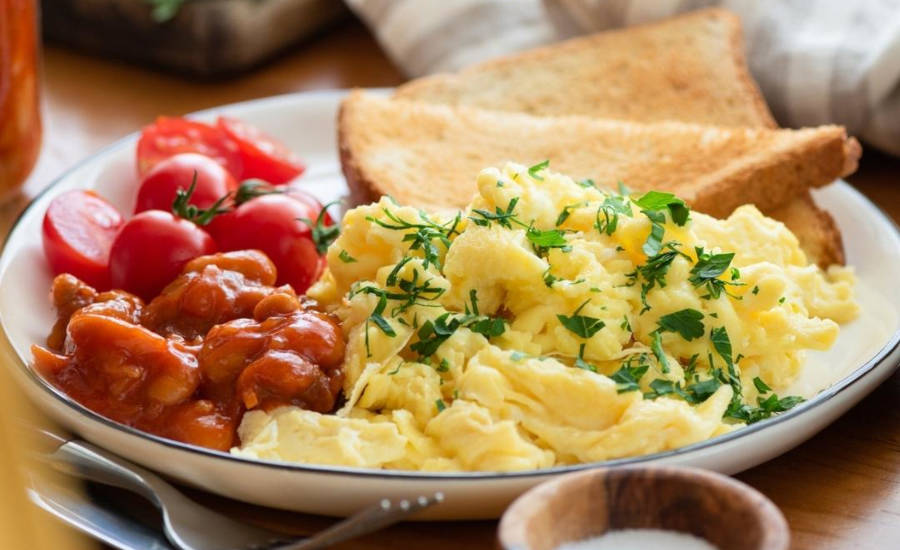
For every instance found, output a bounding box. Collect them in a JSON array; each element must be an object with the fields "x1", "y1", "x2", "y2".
[
  {"x1": 134, "y1": 153, "x2": 237, "y2": 214},
  {"x1": 109, "y1": 211, "x2": 217, "y2": 300},
  {"x1": 42, "y1": 190, "x2": 124, "y2": 290},
  {"x1": 217, "y1": 117, "x2": 305, "y2": 185},
  {"x1": 206, "y1": 194, "x2": 326, "y2": 293},
  {"x1": 136, "y1": 117, "x2": 243, "y2": 178}
]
